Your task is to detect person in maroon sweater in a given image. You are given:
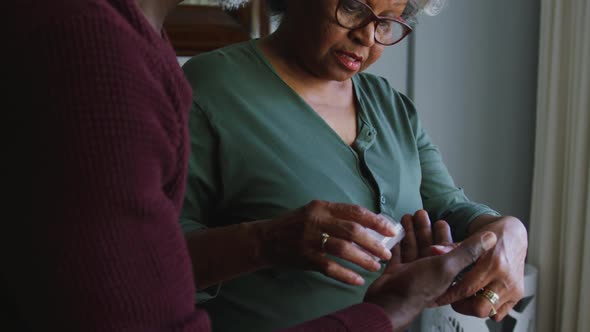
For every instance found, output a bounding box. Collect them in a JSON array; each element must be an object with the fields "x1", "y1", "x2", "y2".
[{"x1": 13, "y1": 0, "x2": 497, "y2": 331}]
